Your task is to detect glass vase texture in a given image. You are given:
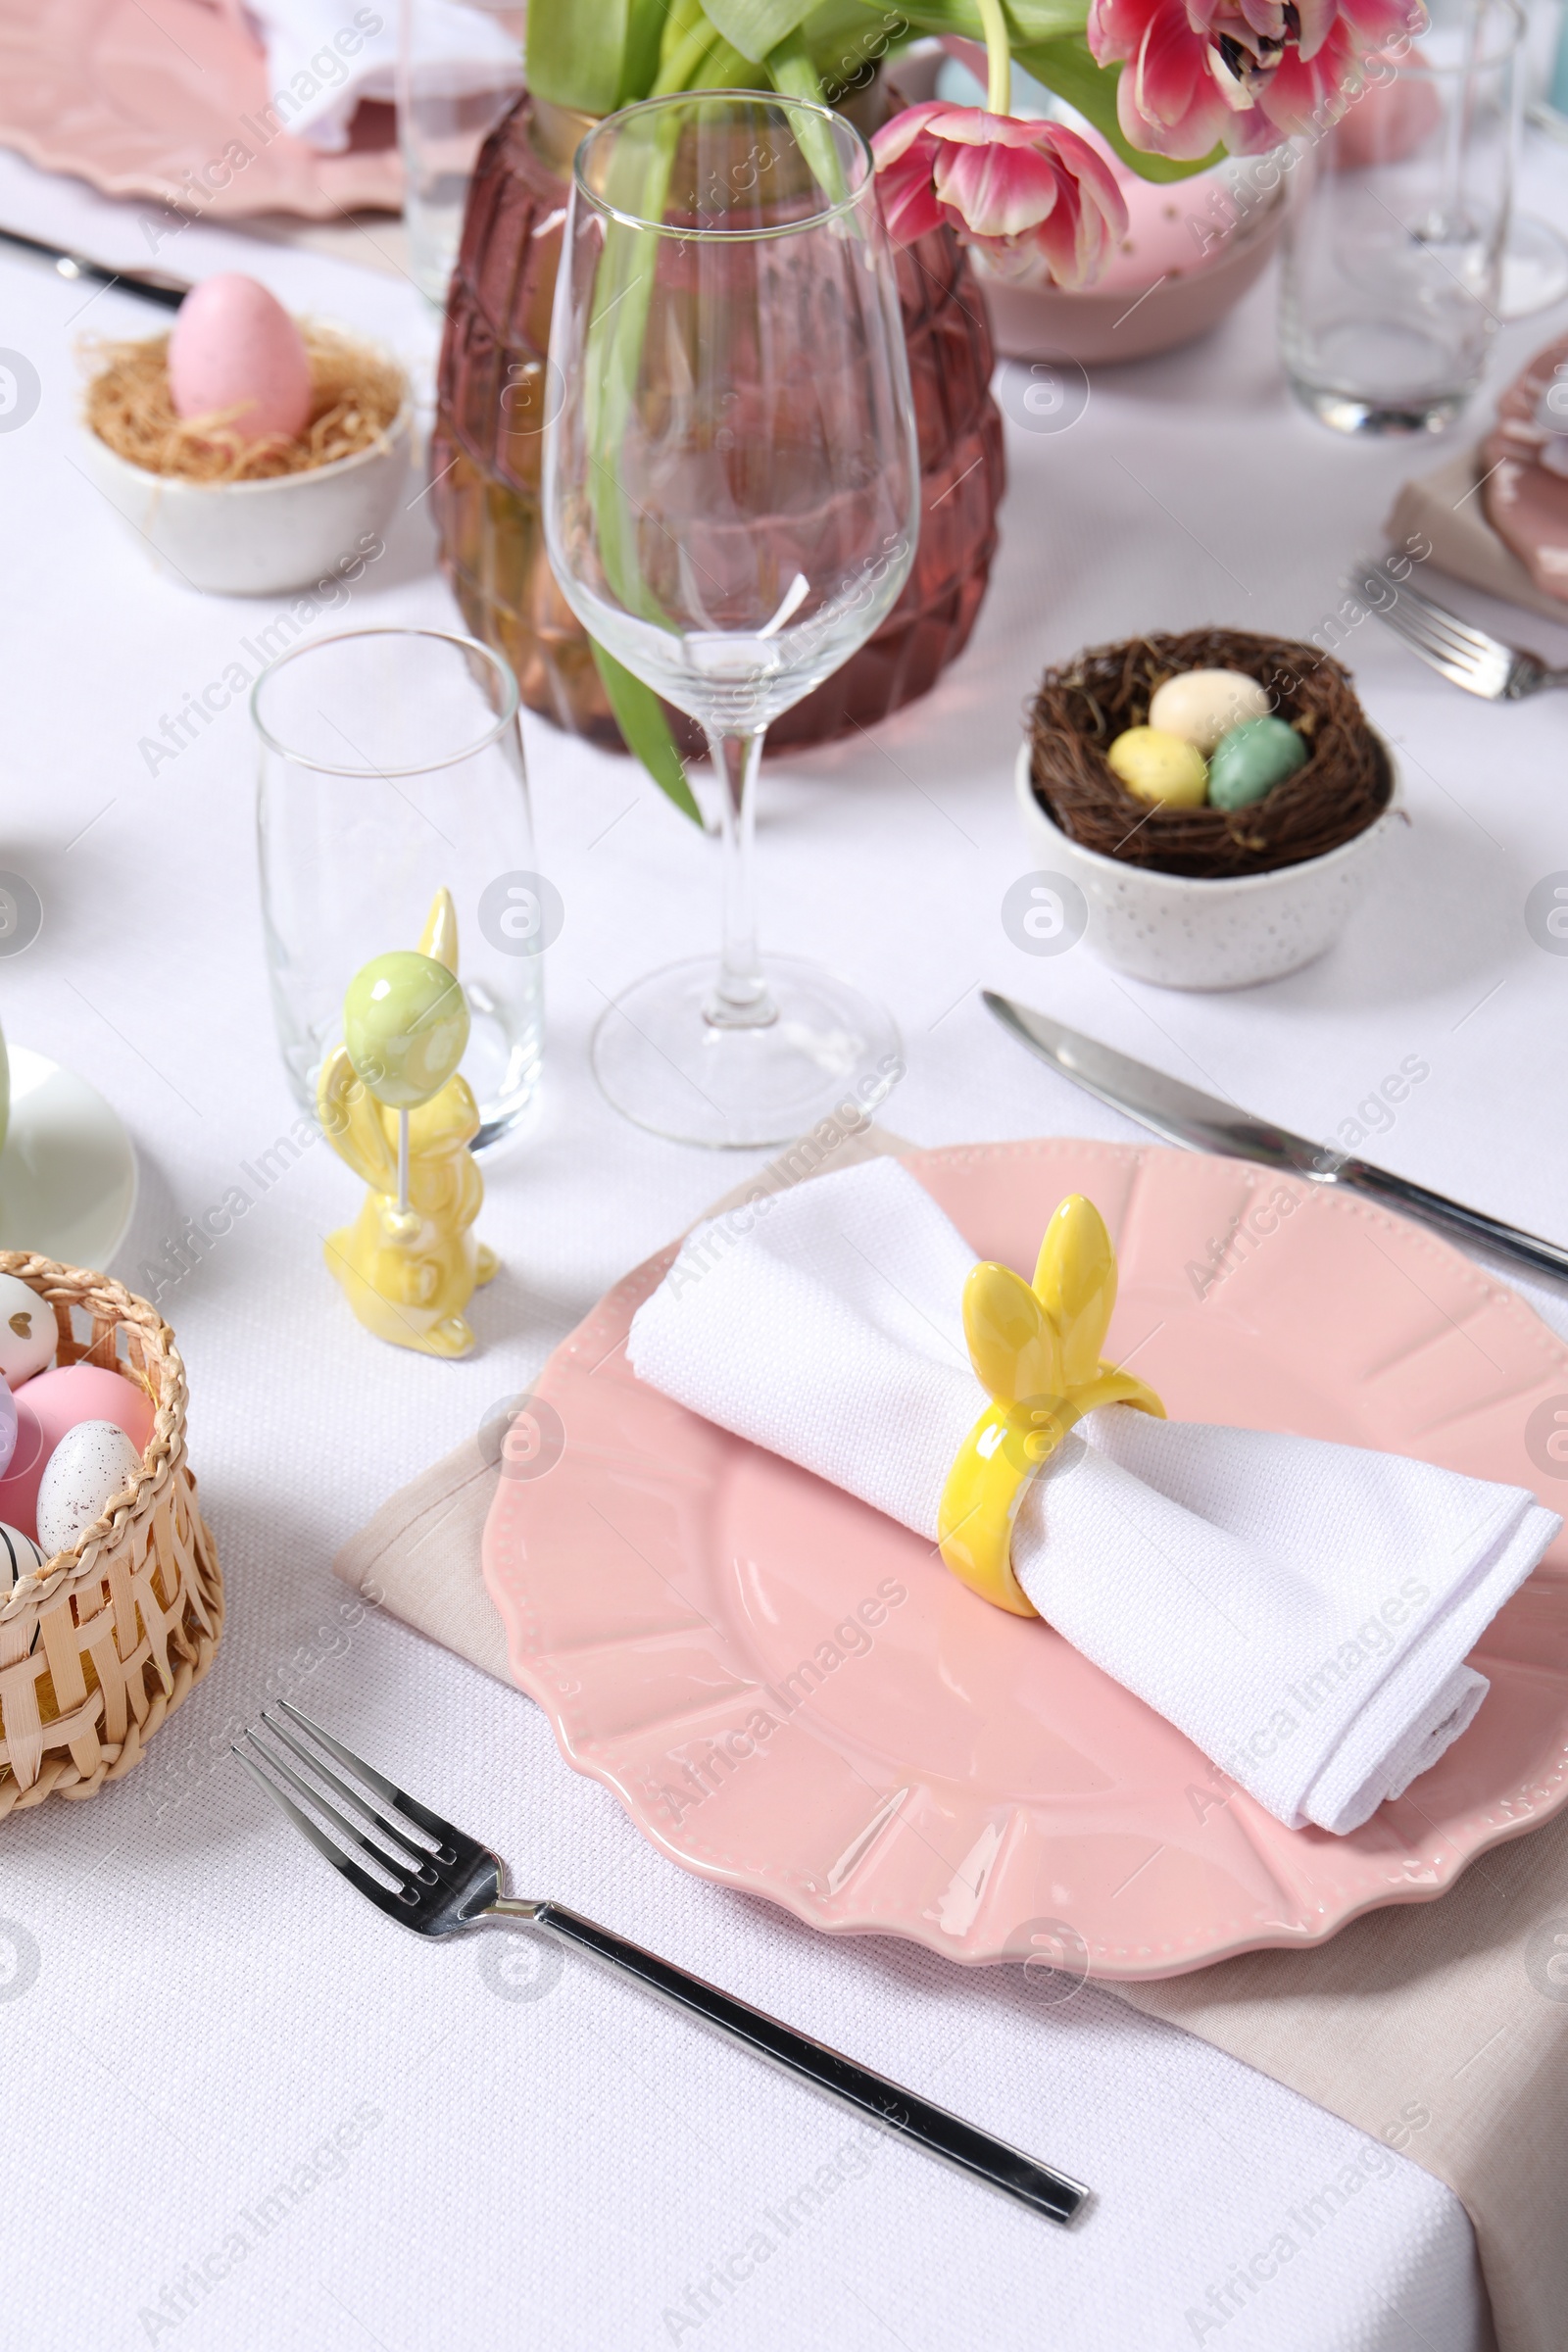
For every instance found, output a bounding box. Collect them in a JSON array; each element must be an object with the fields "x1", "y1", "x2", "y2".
[{"x1": 429, "y1": 91, "x2": 1005, "y2": 757}]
